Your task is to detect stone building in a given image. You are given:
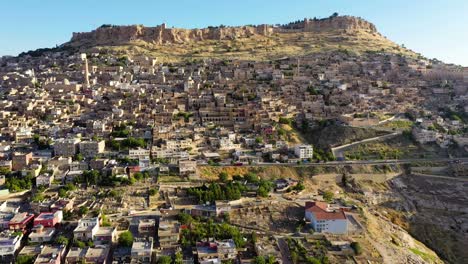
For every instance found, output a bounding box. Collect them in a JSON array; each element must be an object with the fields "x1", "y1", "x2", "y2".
[
  {"x1": 79, "y1": 140, "x2": 105, "y2": 158},
  {"x1": 53, "y1": 138, "x2": 81, "y2": 157}
]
